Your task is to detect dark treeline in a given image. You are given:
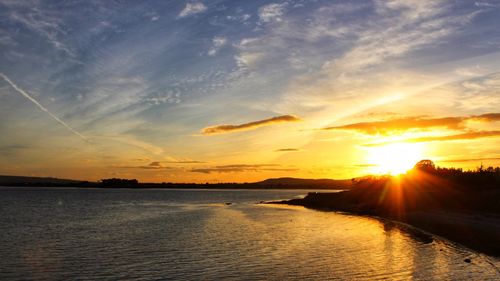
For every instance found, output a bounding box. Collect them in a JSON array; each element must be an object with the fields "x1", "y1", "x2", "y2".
[
  {"x1": 430, "y1": 165, "x2": 500, "y2": 190},
  {"x1": 348, "y1": 160, "x2": 500, "y2": 214},
  {"x1": 101, "y1": 178, "x2": 139, "y2": 188},
  {"x1": 355, "y1": 161, "x2": 500, "y2": 191}
]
